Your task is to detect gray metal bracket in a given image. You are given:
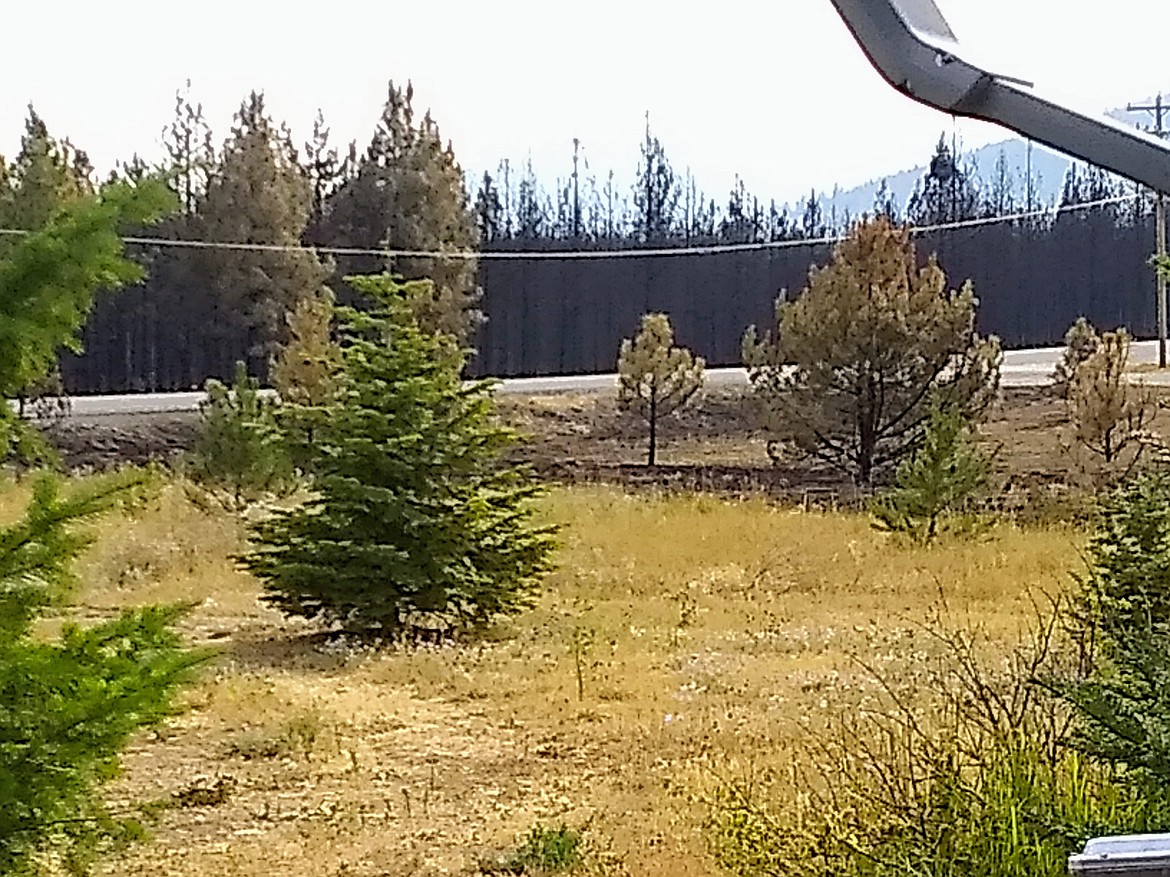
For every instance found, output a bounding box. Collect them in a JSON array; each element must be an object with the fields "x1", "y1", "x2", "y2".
[{"x1": 828, "y1": 0, "x2": 1170, "y2": 192}]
